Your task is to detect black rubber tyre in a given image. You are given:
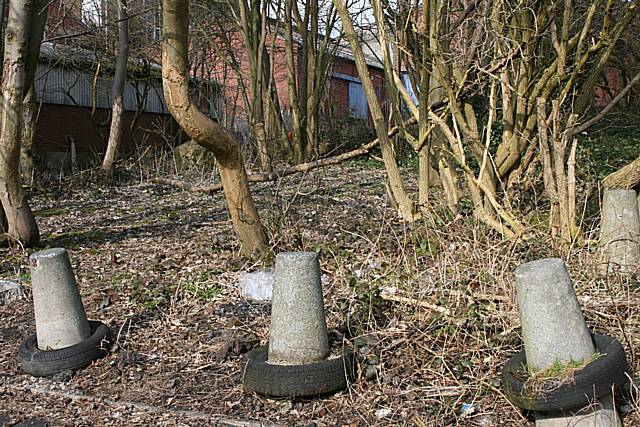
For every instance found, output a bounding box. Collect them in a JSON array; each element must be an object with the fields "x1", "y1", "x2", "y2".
[
  {"x1": 502, "y1": 334, "x2": 630, "y2": 412},
  {"x1": 240, "y1": 346, "x2": 355, "y2": 397},
  {"x1": 19, "y1": 320, "x2": 112, "y2": 376}
]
